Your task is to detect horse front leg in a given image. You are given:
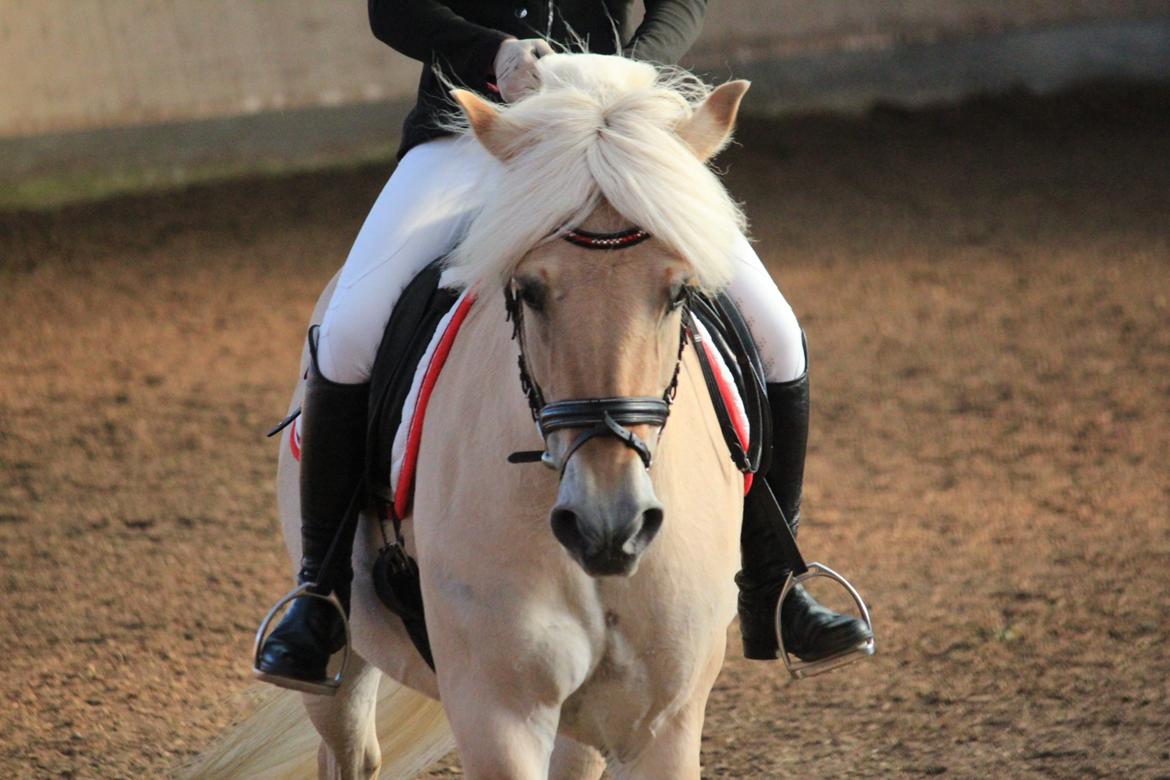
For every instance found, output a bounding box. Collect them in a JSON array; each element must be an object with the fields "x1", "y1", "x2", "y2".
[{"x1": 442, "y1": 682, "x2": 561, "y2": 780}]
